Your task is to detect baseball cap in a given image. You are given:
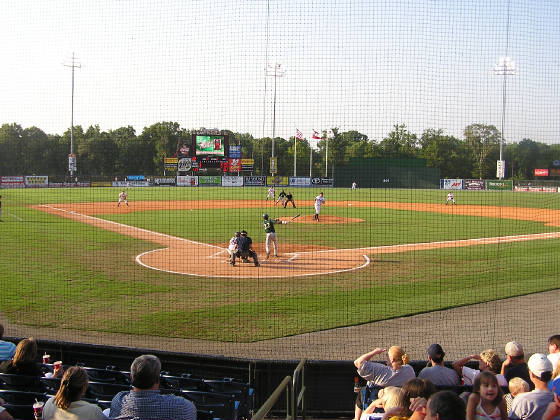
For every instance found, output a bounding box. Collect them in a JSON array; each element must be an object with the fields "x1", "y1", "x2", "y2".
[
  {"x1": 427, "y1": 344, "x2": 445, "y2": 360},
  {"x1": 505, "y1": 341, "x2": 524, "y2": 357},
  {"x1": 548, "y1": 377, "x2": 560, "y2": 397},
  {"x1": 240, "y1": 230, "x2": 247, "y2": 235},
  {"x1": 527, "y1": 353, "x2": 553, "y2": 378}
]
